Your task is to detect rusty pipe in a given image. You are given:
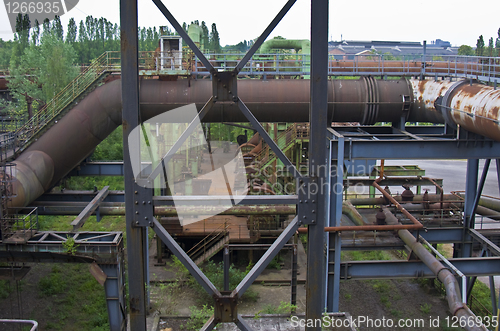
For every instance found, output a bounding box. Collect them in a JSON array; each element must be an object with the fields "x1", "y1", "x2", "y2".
[
  {"x1": 372, "y1": 178, "x2": 423, "y2": 228},
  {"x1": 411, "y1": 79, "x2": 500, "y2": 141},
  {"x1": 347, "y1": 193, "x2": 462, "y2": 206},
  {"x1": 10, "y1": 78, "x2": 414, "y2": 208},
  {"x1": 398, "y1": 228, "x2": 487, "y2": 331},
  {"x1": 10, "y1": 77, "x2": 500, "y2": 208},
  {"x1": 33, "y1": 204, "x2": 297, "y2": 216}
]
